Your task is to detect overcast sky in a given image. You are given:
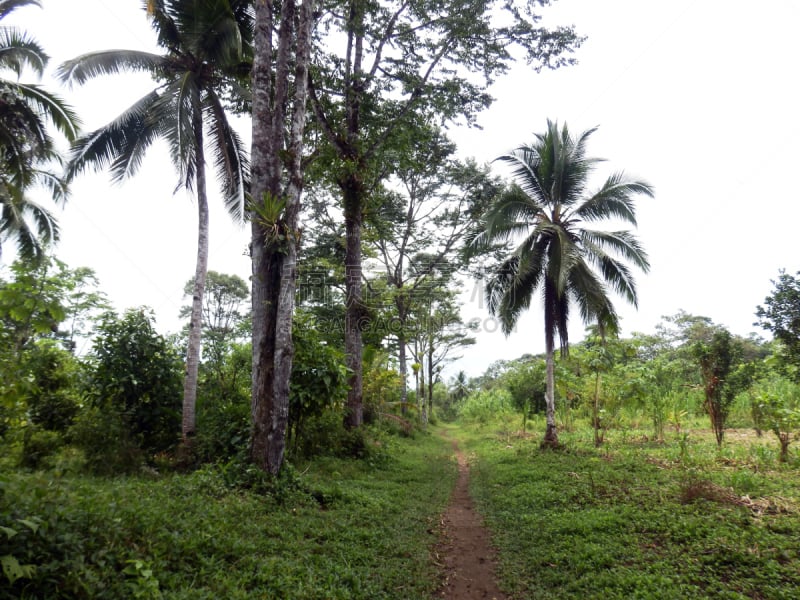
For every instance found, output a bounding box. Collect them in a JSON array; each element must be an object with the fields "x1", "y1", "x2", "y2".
[{"x1": 5, "y1": 1, "x2": 800, "y2": 375}]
